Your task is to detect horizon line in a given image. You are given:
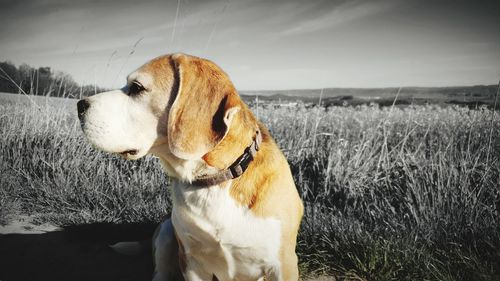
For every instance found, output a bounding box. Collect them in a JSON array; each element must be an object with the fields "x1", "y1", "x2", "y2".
[{"x1": 239, "y1": 82, "x2": 500, "y2": 92}]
